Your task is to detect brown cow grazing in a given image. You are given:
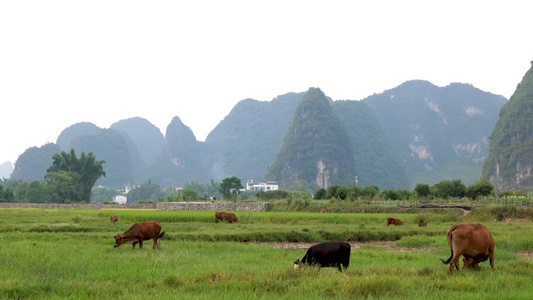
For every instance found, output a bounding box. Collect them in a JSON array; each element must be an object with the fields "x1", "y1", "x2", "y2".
[
  {"x1": 419, "y1": 220, "x2": 427, "y2": 227},
  {"x1": 114, "y1": 221, "x2": 165, "y2": 249},
  {"x1": 215, "y1": 212, "x2": 238, "y2": 223},
  {"x1": 387, "y1": 218, "x2": 404, "y2": 226},
  {"x1": 440, "y1": 223, "x2": 495, "y2": 274},
  {"x1": 110, "y1": 215, "x2": 118, "y2": 224}
]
